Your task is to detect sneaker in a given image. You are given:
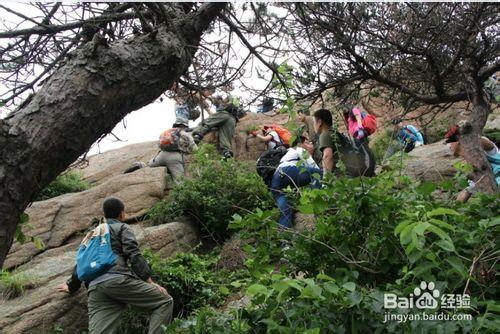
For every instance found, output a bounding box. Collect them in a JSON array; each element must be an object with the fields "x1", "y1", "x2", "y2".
[
  {"x1": 193, "y1": 133, "x2": 203, "y2": 143},
  {"x1": 222, "y1": 150, "x2": 234, "y2": 160}
]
